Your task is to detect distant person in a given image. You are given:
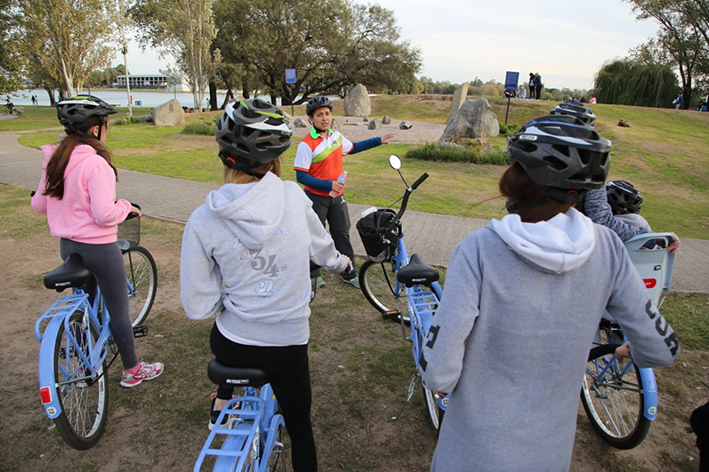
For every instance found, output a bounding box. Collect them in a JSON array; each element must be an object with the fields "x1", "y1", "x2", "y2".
[
  {"x1": 674, "y1": 92, "x2": 683, "y2": 109},
  {"x1": 534, "y1": 72, "x2": 543, "y2": 99},
  {"x1": 517, "y1": 84, "x2": 526, "y2": 99},
  {"x1": 31, "y1": 95, "x2": 38, "y2": 105},
  {"x1": 419, "y1": 117, "x2": 679, "y2": 472},
  {"x1": 589, "y1": 96, "x2": 597, "y2": 104},
  {"x1": 5, "y1": 98, "x2": 14, "y2": 111},
  {"x1": 528, "y1": 73, "x2": 535, "y2": 99}
]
